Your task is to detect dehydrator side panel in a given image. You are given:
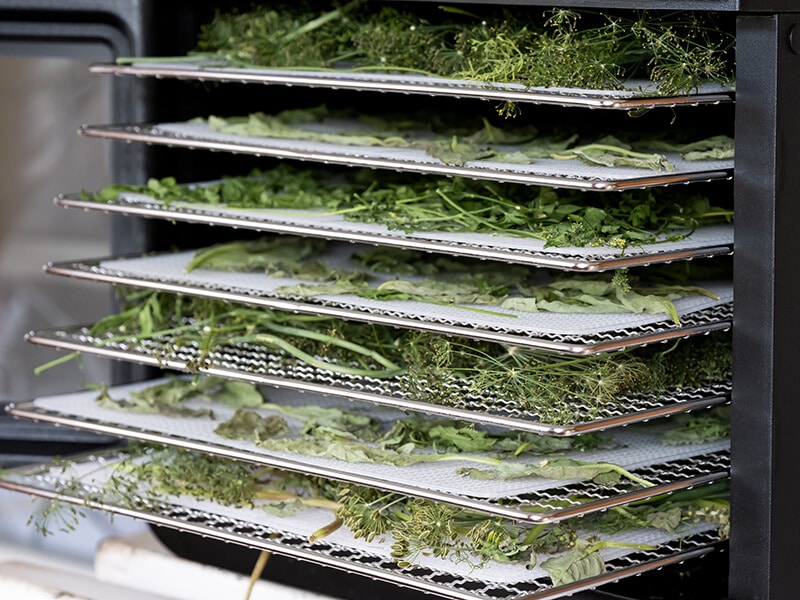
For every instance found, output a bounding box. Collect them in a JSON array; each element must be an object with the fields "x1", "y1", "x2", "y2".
[{"x1": 729, "y1": 13, "x2": 800, "y2": 600}]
